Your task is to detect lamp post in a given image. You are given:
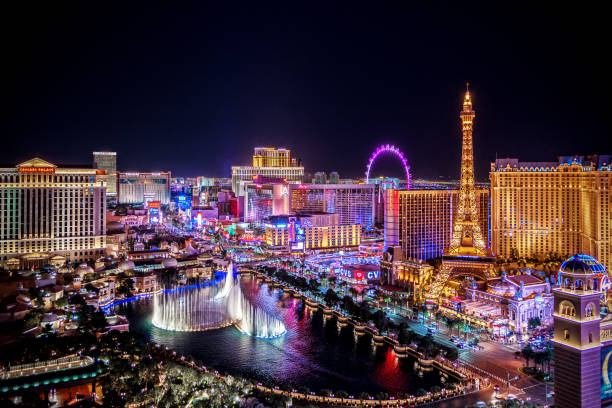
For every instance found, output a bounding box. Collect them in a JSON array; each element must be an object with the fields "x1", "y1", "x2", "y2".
[{"x1": 505, "y1": 371, "x2": 519, "y2": 398}]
